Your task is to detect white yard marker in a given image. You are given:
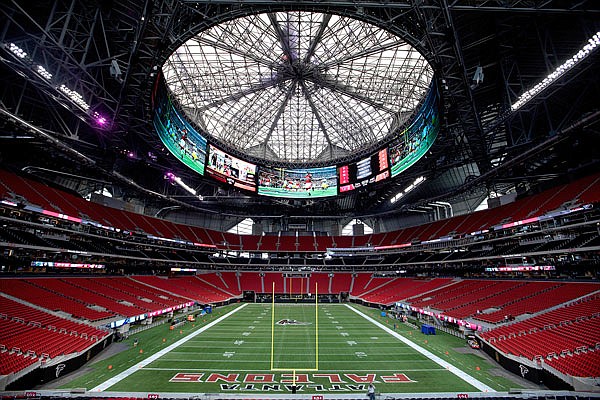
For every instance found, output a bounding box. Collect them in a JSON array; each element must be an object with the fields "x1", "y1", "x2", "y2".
[
  {"x1": 346, "y1": 304, "x2": 495, "y2": 392},
  {"x1": 90, "y1": 303, "x2": 248, "y2": 392}
]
